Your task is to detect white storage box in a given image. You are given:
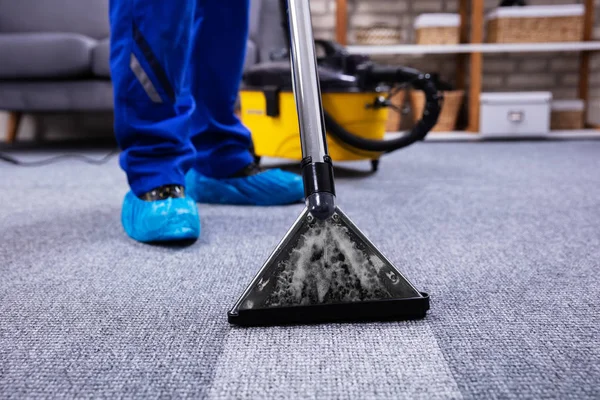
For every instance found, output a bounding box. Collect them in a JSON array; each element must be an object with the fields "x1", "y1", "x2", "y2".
[{"x1": 480, "y1": 92, "x2": 552, "y2": 137}]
